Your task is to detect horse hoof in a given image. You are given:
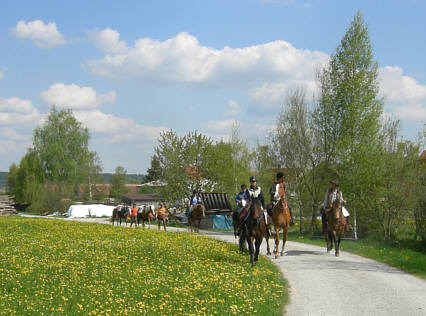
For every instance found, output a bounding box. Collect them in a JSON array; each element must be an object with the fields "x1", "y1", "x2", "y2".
[
  {"x1": 280, "y1": 252, "x2": 284, "y2": 256},
  {"x1": 275, "y1": 254, "x2": 279, "y2": 259},
  {"x1": 335, "y1": 252, "x2": 339, "y2": 257},
  {"x1": 267, "y1": 251, "x2": 271, "y2": 255}
]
